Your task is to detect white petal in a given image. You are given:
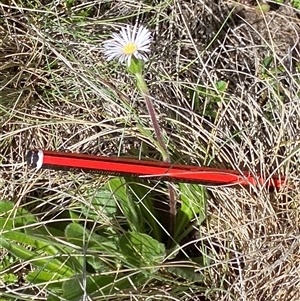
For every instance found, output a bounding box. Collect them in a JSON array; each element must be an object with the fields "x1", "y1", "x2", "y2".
[{"x1": 131, "y1": 23, "x2": 138, "y2": 41}]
